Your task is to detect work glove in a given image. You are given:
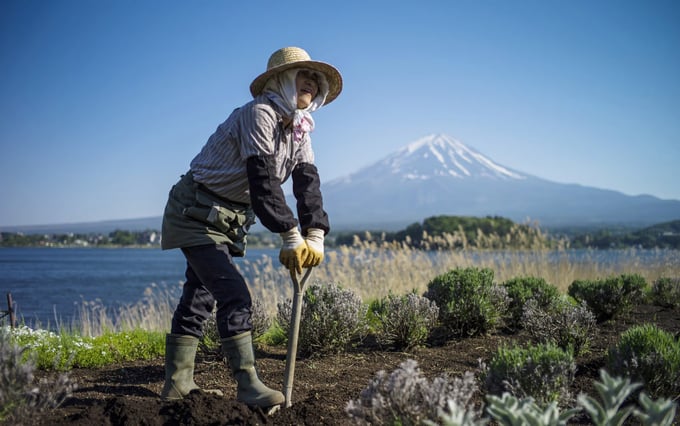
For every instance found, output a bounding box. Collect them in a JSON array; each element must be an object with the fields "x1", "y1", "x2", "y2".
[
  {"x1": 303, "y1": 228, "x2": 325, "y2": 268},
  {"x1": 279, "y1": 228, "x2": 309, "y2": 274}
]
